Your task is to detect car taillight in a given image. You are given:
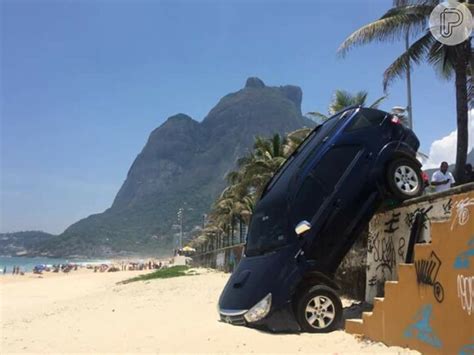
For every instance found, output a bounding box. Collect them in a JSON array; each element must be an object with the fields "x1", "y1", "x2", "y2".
[{"x1": 390, "y1": 116, "x2": 402, "y2": 125}]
